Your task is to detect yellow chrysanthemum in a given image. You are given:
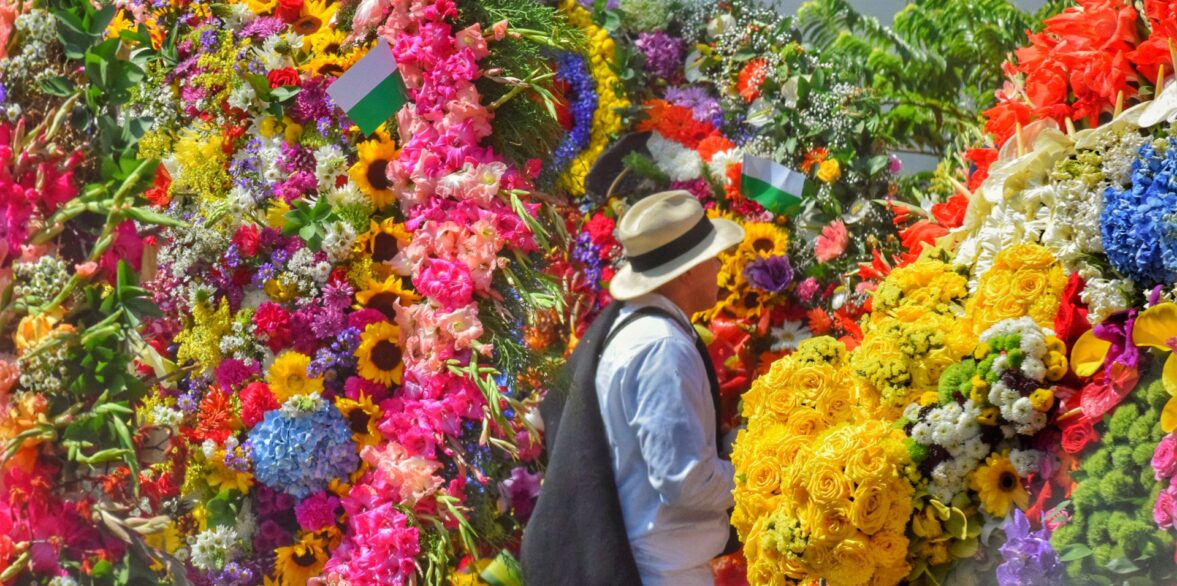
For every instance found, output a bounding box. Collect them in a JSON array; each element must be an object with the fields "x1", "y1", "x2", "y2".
[
  {"x1": 274, "y1": 532, "x2": 328, "y2": 585},
  {"x1": 291, "y1": 0, "x2": 338, "y2": 37},
  {"x1": 355, "y1": 275, "x2": 420, "y2": 320},
  {"x1": 267, "y1": 351, "x2": 324, "y2": 402},
  {"x1": 968, "y1": 451, "x2": 1028, "y2": 518},
  {"x1": 356, "y1": 321, "x2": 404, "y2": 386},
  {"x1": 206, "y1": 454, "x2": 255, "y2": 494},
  {"x1": 349, "y1": 135, "x2": 399, "y2": 208},
  {"x1": 336, "y1": 394, "x2": 383, "y2": 446}
]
